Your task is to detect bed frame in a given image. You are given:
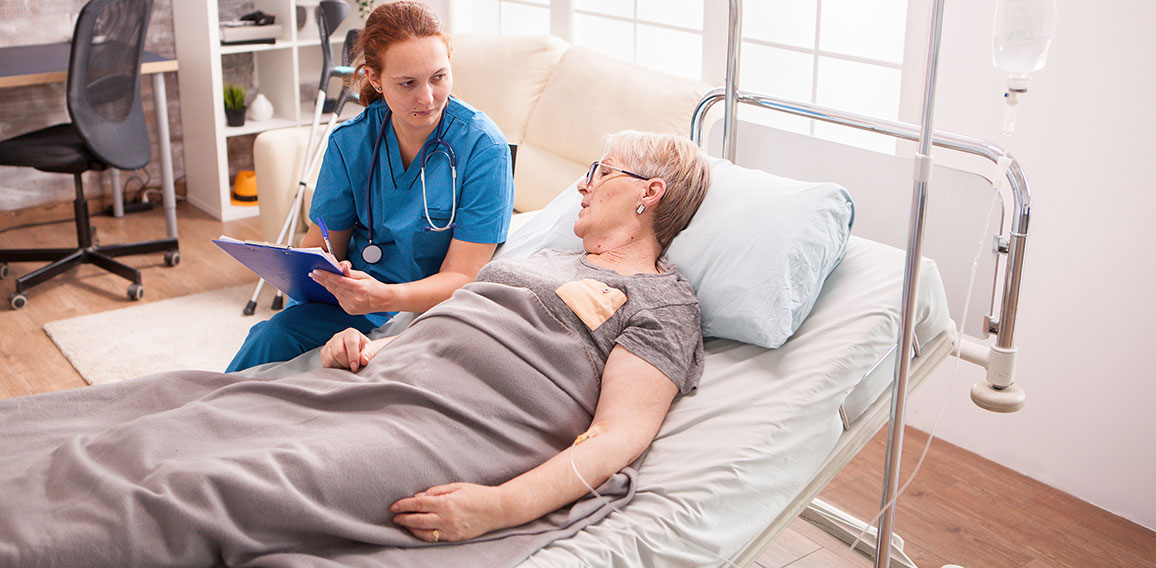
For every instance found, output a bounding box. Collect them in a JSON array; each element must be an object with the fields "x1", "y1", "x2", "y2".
[{"x1": 693, "y1": 1, "x2": 1034, "y2": 566}]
